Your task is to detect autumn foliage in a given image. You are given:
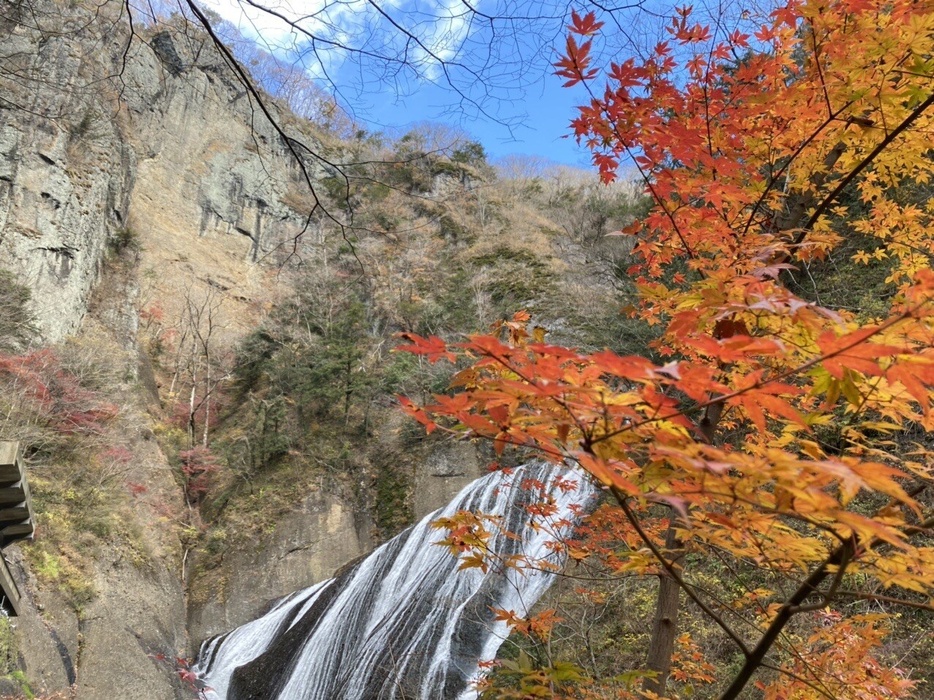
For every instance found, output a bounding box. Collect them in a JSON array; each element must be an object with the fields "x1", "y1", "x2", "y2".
[
  {"x1": 399, "y1": 0, "x2": 934, "y2": 697},
  {"x1": 178, "y1": 446, "x2": 223, "y2": 505},
  {"x1": 0, "y1": 349, "x2": 118, "y2": 440}
]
